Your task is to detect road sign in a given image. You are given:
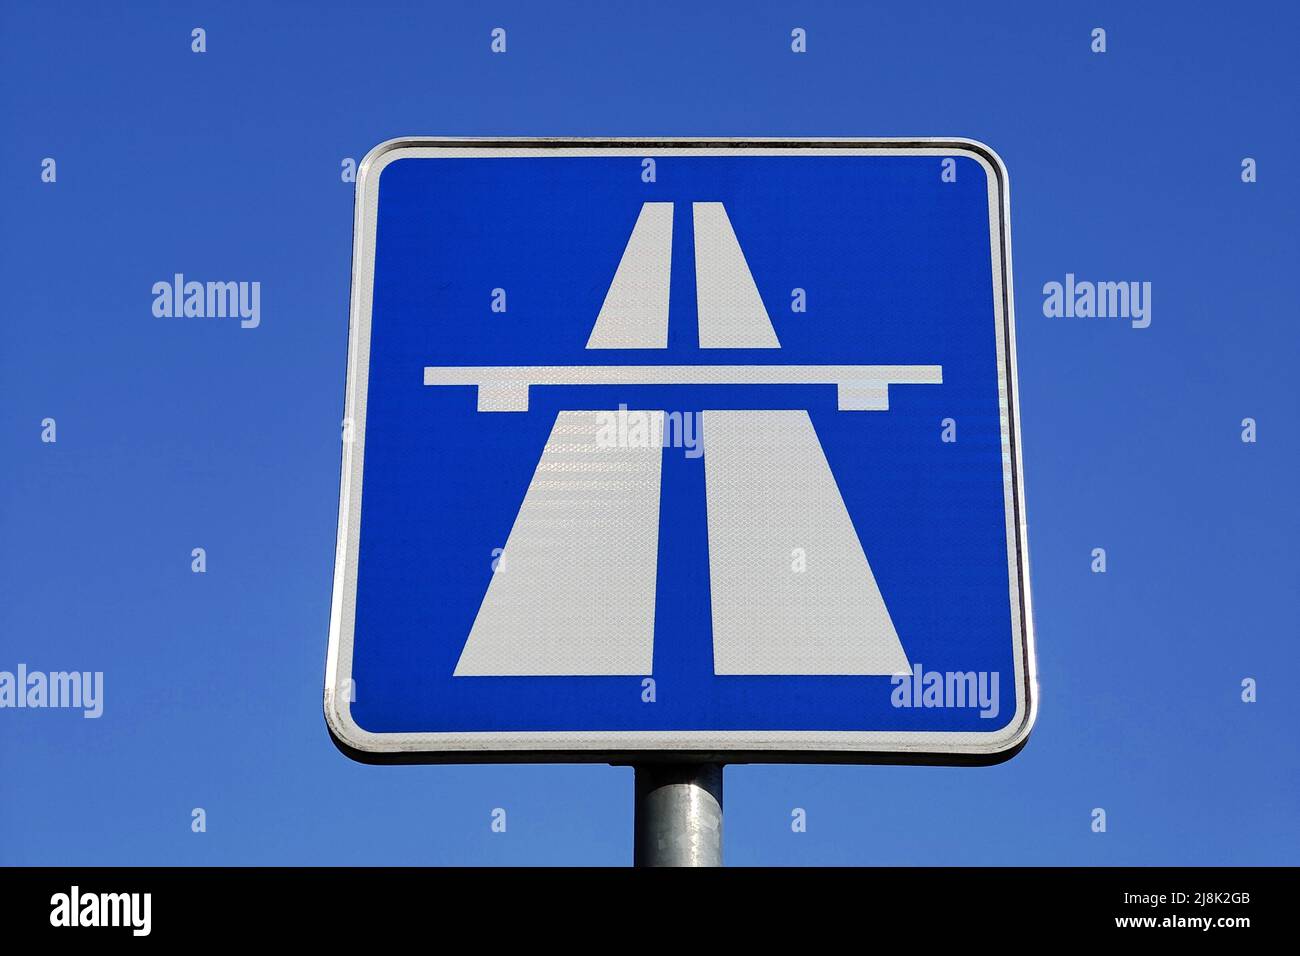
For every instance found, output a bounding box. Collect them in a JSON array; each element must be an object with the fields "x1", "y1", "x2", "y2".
[{"x1": 325, "y1": 138, "x2": 1037, "y2": 764}]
